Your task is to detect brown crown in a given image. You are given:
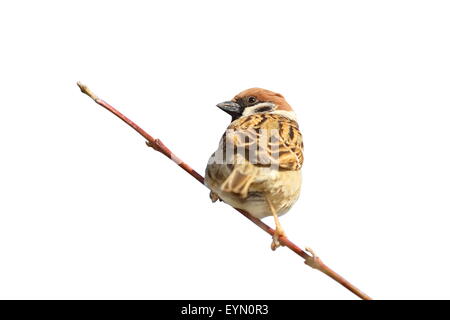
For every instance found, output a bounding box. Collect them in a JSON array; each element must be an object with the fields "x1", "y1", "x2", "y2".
[{"x1": 233, "y1": 88, "x2": 293, "y2": 111}]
